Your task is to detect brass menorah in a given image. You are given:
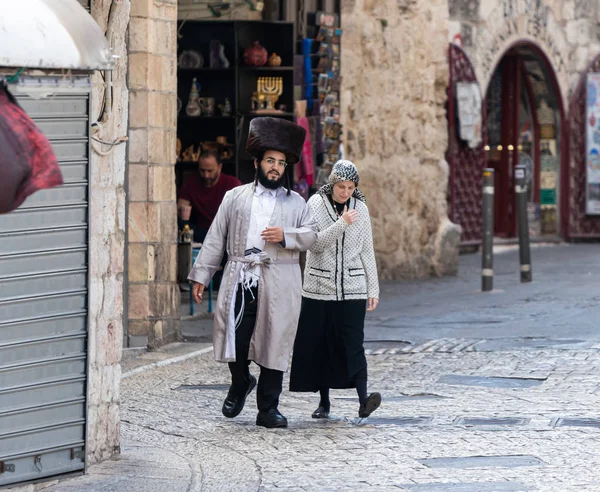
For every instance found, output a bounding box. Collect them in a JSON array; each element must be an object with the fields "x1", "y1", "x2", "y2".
[{"x1": 256, "y1": 77, "x2": 283, "y2": 111}]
